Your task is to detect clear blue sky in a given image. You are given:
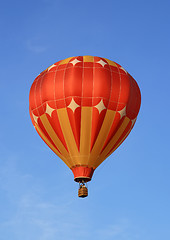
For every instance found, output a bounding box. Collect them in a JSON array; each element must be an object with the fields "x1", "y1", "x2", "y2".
[{"x1": 0, "y1": 0, "x2": 170, "y2": 239}]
